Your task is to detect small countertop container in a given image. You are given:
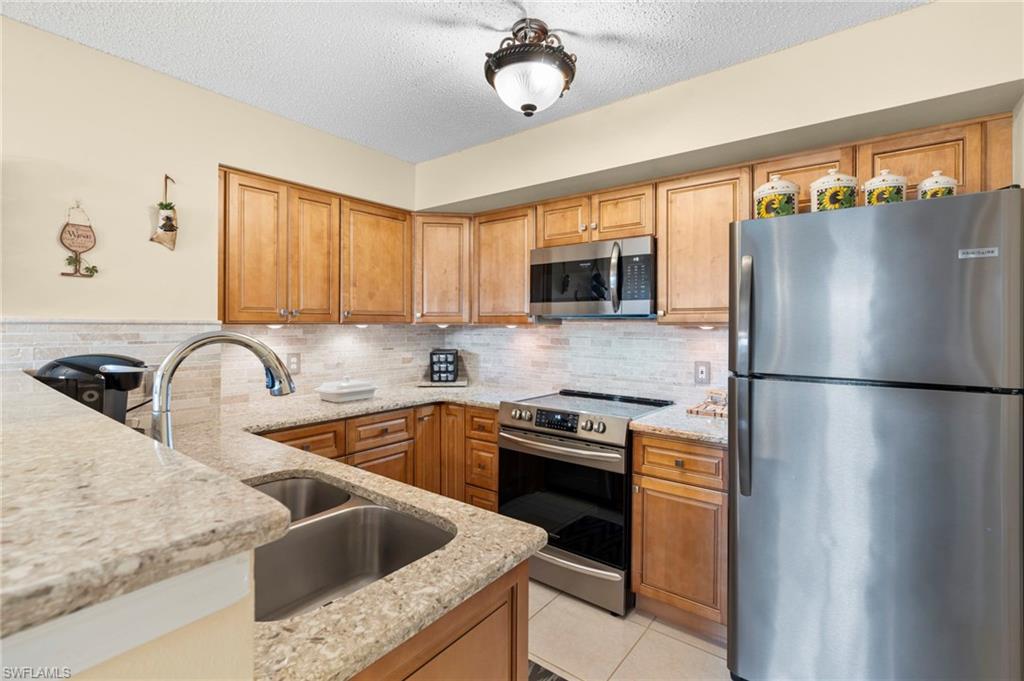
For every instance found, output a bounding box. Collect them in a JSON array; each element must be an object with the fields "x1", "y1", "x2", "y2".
[{"x1": 315, "y1": 379, "x2": 377, "y2": 403}]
